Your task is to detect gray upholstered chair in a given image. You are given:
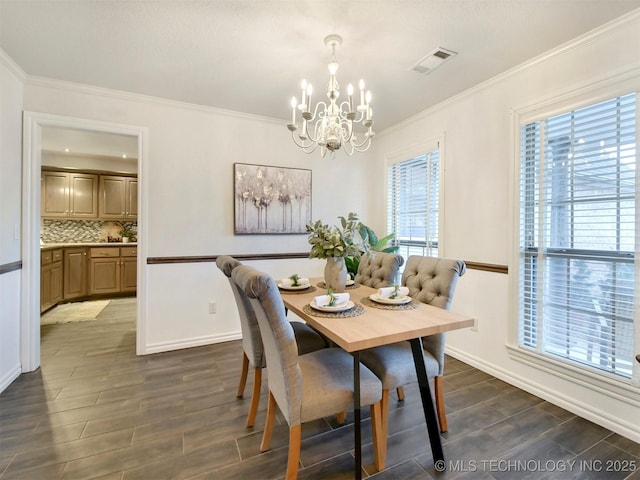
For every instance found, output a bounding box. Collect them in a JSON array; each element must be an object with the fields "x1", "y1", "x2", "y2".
[
  {"x1": 354, "y1": 251, "x2": 404, "y2": 288},
  {"x1": 216, "y1": 255, "x2": 327, "y2": 428},
  {"x1": 231, "y1": 264, "x2": 386, "y2": 479},
  {"x1": 359, "y1": 255, "x2": 466, "y2": 435}
]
